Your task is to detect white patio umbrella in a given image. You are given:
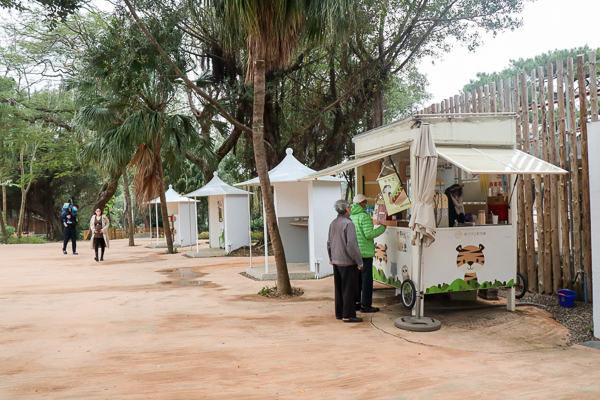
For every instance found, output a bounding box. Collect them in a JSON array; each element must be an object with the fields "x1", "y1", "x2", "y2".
[{"x1": 403, "y1": 122, "x2": 439, "y2": 328}]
